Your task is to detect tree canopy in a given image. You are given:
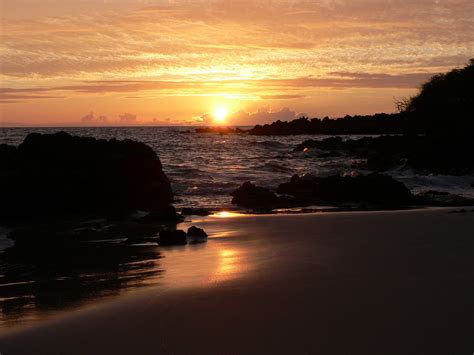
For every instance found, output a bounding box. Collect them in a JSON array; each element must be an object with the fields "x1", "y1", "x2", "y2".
[{"x1": 403, "y1": 59, "x2": 474, "y2": 131}]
